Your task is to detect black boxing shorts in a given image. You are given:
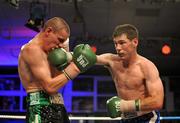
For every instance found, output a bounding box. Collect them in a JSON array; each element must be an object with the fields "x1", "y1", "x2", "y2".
[
  {"x1": 26, "y1": 91, "x2": 70, "y2": 123},
  {"x1": 119, "y1": 110, "x2": 160, "y2": 123}
]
